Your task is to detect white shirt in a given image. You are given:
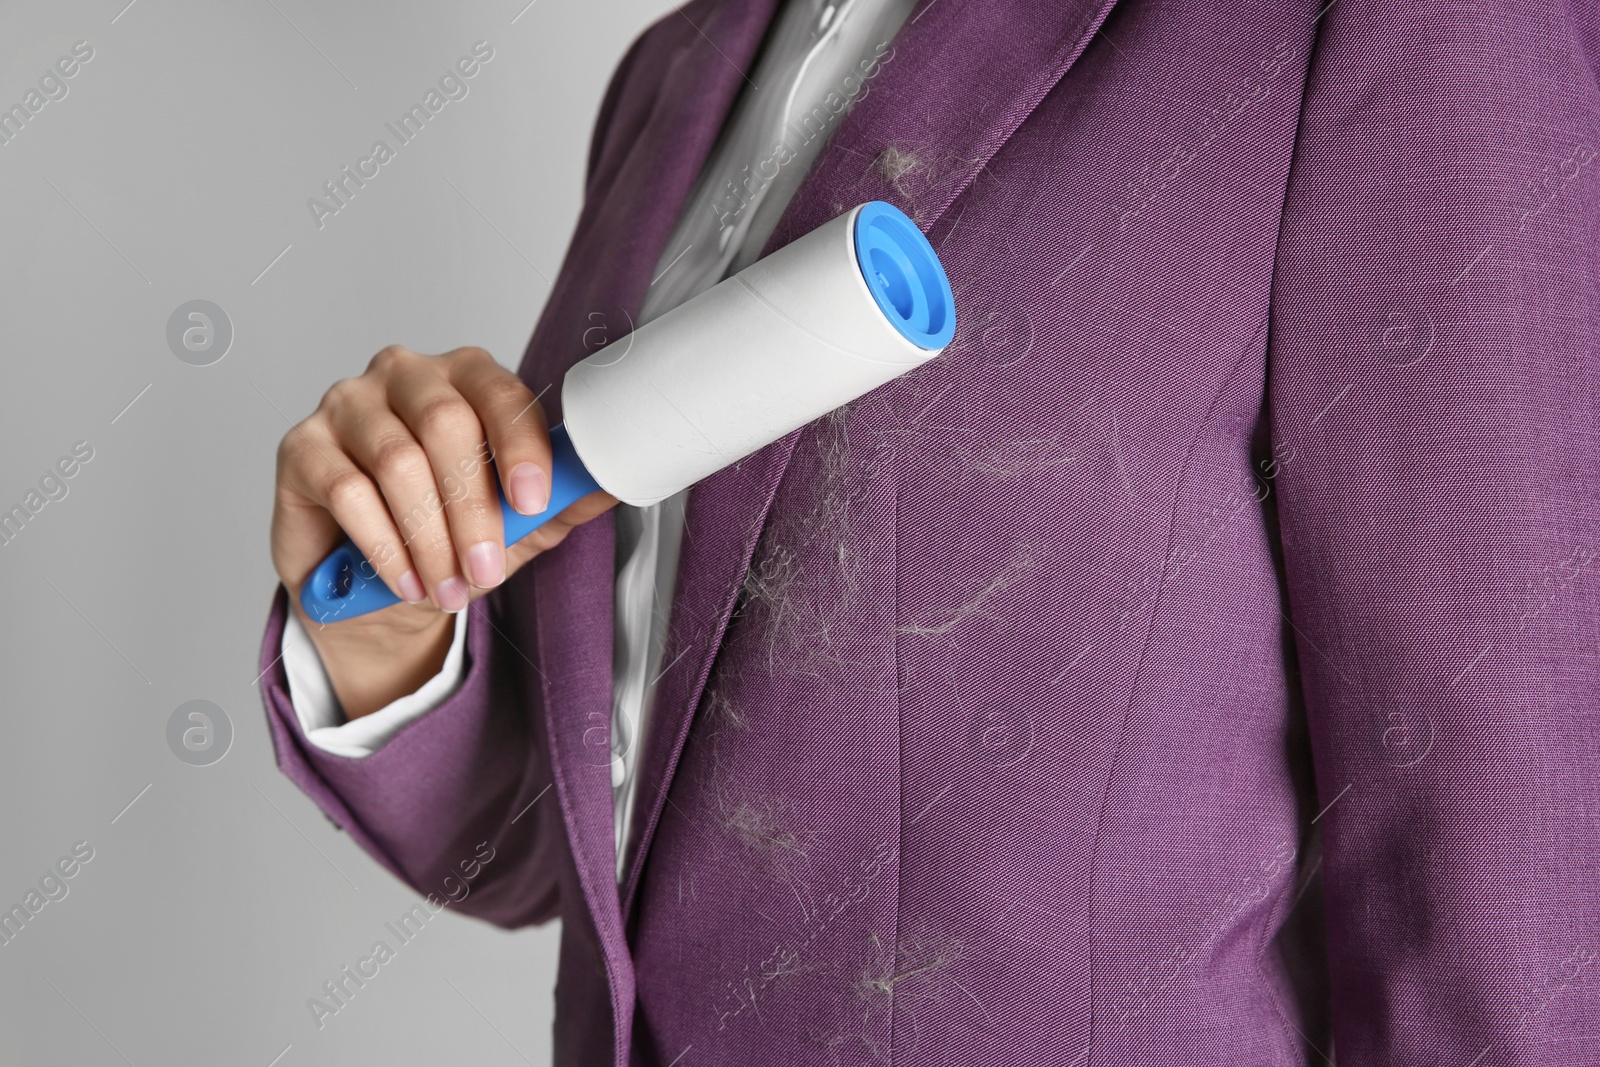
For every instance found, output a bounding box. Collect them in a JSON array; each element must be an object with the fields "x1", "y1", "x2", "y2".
[{"x1": 283, "y1": 0, "x2": 916, "y2": 882}]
